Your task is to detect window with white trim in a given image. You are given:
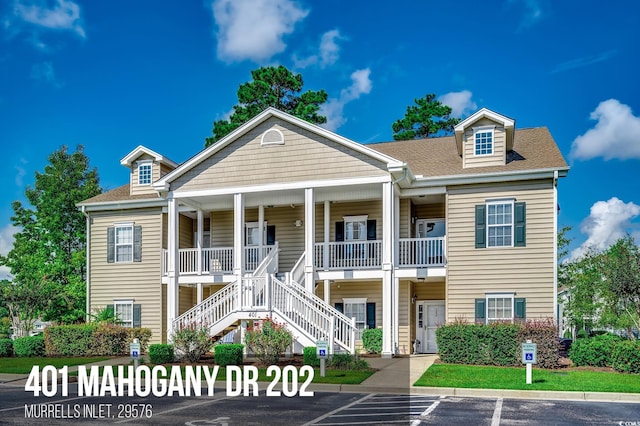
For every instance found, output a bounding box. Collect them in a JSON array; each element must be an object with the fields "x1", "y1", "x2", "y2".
[
  {"x1": 487, "y1": 201, "x2": 513, "y2": 247},
  {"x1": 115, "y1": 224, "x2": 134, "y2": 262},
  {"x1": 344, "y1": 215, "x2": 367, "y2": 241},
  {"x1": 474, "y1": 127, "x2": 494, "y2": 156},
  {"x1": 343, "y1": 298, "x2": 367, "y2": 331},
  {"x1": 486, "y1": 294, "x2": 514, "y2": 323},
  {"x1": 138, "y1": 161, "x2": 152, "y2": 185},
  {"x1": 114, "y1": 300, "x2": 133, "y2": 328}
]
